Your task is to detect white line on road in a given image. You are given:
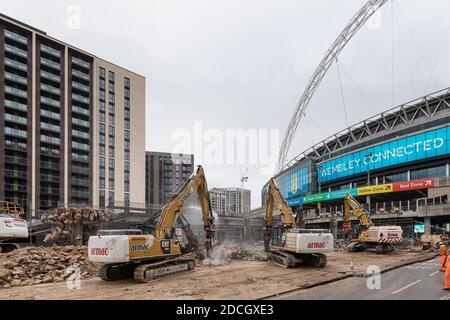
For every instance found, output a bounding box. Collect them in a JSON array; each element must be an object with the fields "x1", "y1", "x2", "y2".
[
  {"x1": 429, "y1": 271, "x2": 440, "y2": 277},
  {"x1": 391, "y1": 280, "x2": 422, "y2": 295}
]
